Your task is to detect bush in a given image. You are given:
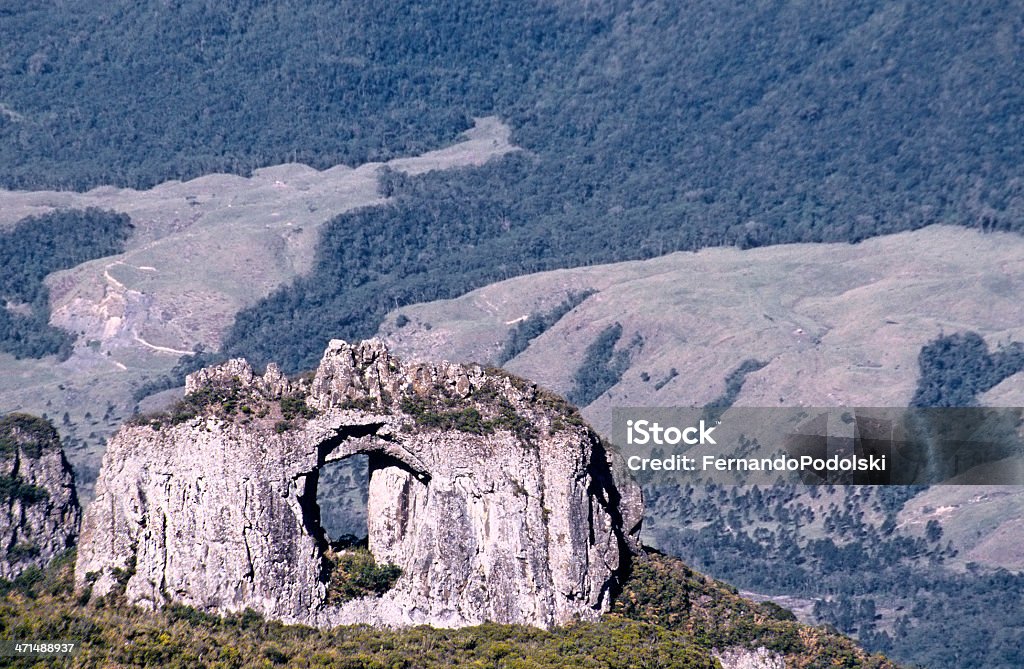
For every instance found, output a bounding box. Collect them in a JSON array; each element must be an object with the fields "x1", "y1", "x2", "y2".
[
  {"x1": 324, "y1": 548, "x2": 402, "y2": 604},
  {"x1": 0, "y1": 413, "x2": 59, "y2": 458}
]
